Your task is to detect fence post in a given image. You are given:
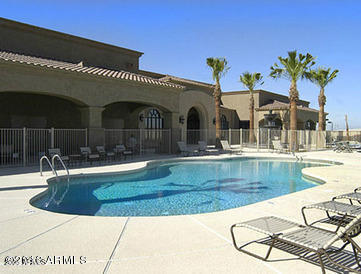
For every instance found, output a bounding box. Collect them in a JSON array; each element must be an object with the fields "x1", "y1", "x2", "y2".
[
  {"x1": 23, "y1": 127, "x2": 26, "y2": 166},
  {"x1": 257, "y1": 128, "x2": 260, "y2": 152},
  {"x1": 267, "y1": 129, "x2": 270, "y2": 150},
  {"x1": 85, "y1": 128, "x2": 88, "y2": 147},
  {"x1": 168, "y1": 129, "x2": 171, "y2": 154},
  {"x1": 240, "y1": 128, "x2": 243, "y2": 148},
  {"x1": 50, "y1": 127, "x2": 55, "y2": 149},
  {"x1": 229, "y1": 128, "x2": 231, "y2": 145},
  {"x1": 139, "y1": 128, "x2": 143, "y2": 156}
]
